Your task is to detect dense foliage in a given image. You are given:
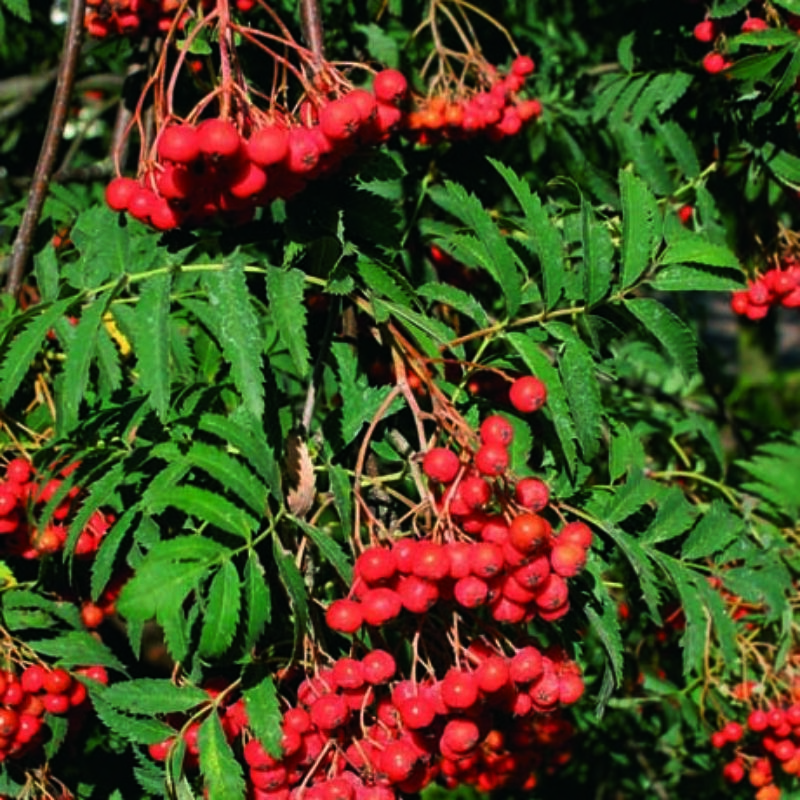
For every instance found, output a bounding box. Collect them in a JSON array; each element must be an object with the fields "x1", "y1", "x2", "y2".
[{"x1": 1, "y1": 0, "x2": 800, "y2": 798}]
